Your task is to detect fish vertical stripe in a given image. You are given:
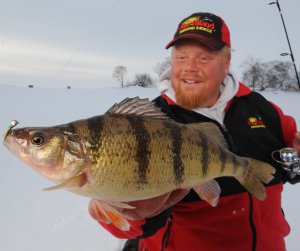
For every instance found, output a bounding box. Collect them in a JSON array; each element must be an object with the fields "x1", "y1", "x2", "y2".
[
  {"x1": 127, "y1": 117, "x2": 150, "y2": 184},
  {"x1": 219, "y1": 148, "x2": 227, "y2": 173},
  {"x1": 199, "y1": 132, "x2": 210, "y2": 176},
  {"x1": 87, "y1": 116, "x2": 105, "y2": 148},
  {"x1": 166, "y1": 122, "x2": 184, "y2": 185},
  {"x1": 232, "y1": 154, "x2": 240, "y2": 174},
  {"x1": 67, "y1": 122, "x2": 77, "y2": 136},
  {"x1": 65, "y1": 122, "x2": 80, "y2": 146}
]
